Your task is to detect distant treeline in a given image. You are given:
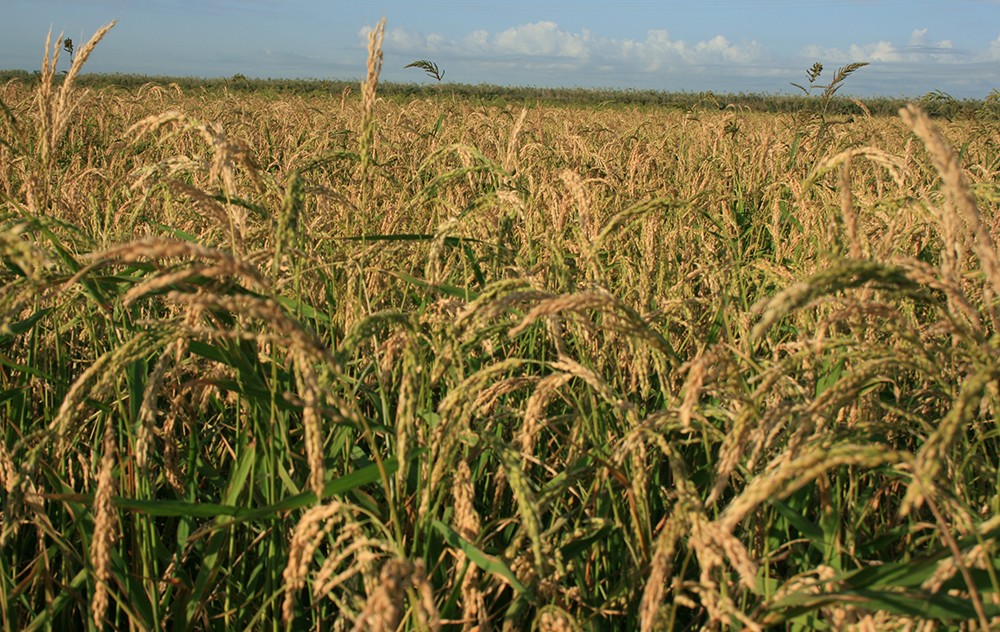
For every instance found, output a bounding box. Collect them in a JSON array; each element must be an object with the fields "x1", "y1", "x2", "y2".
[{"x1": 1, "y1": 69, "x2": 996, "y2": 119}]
